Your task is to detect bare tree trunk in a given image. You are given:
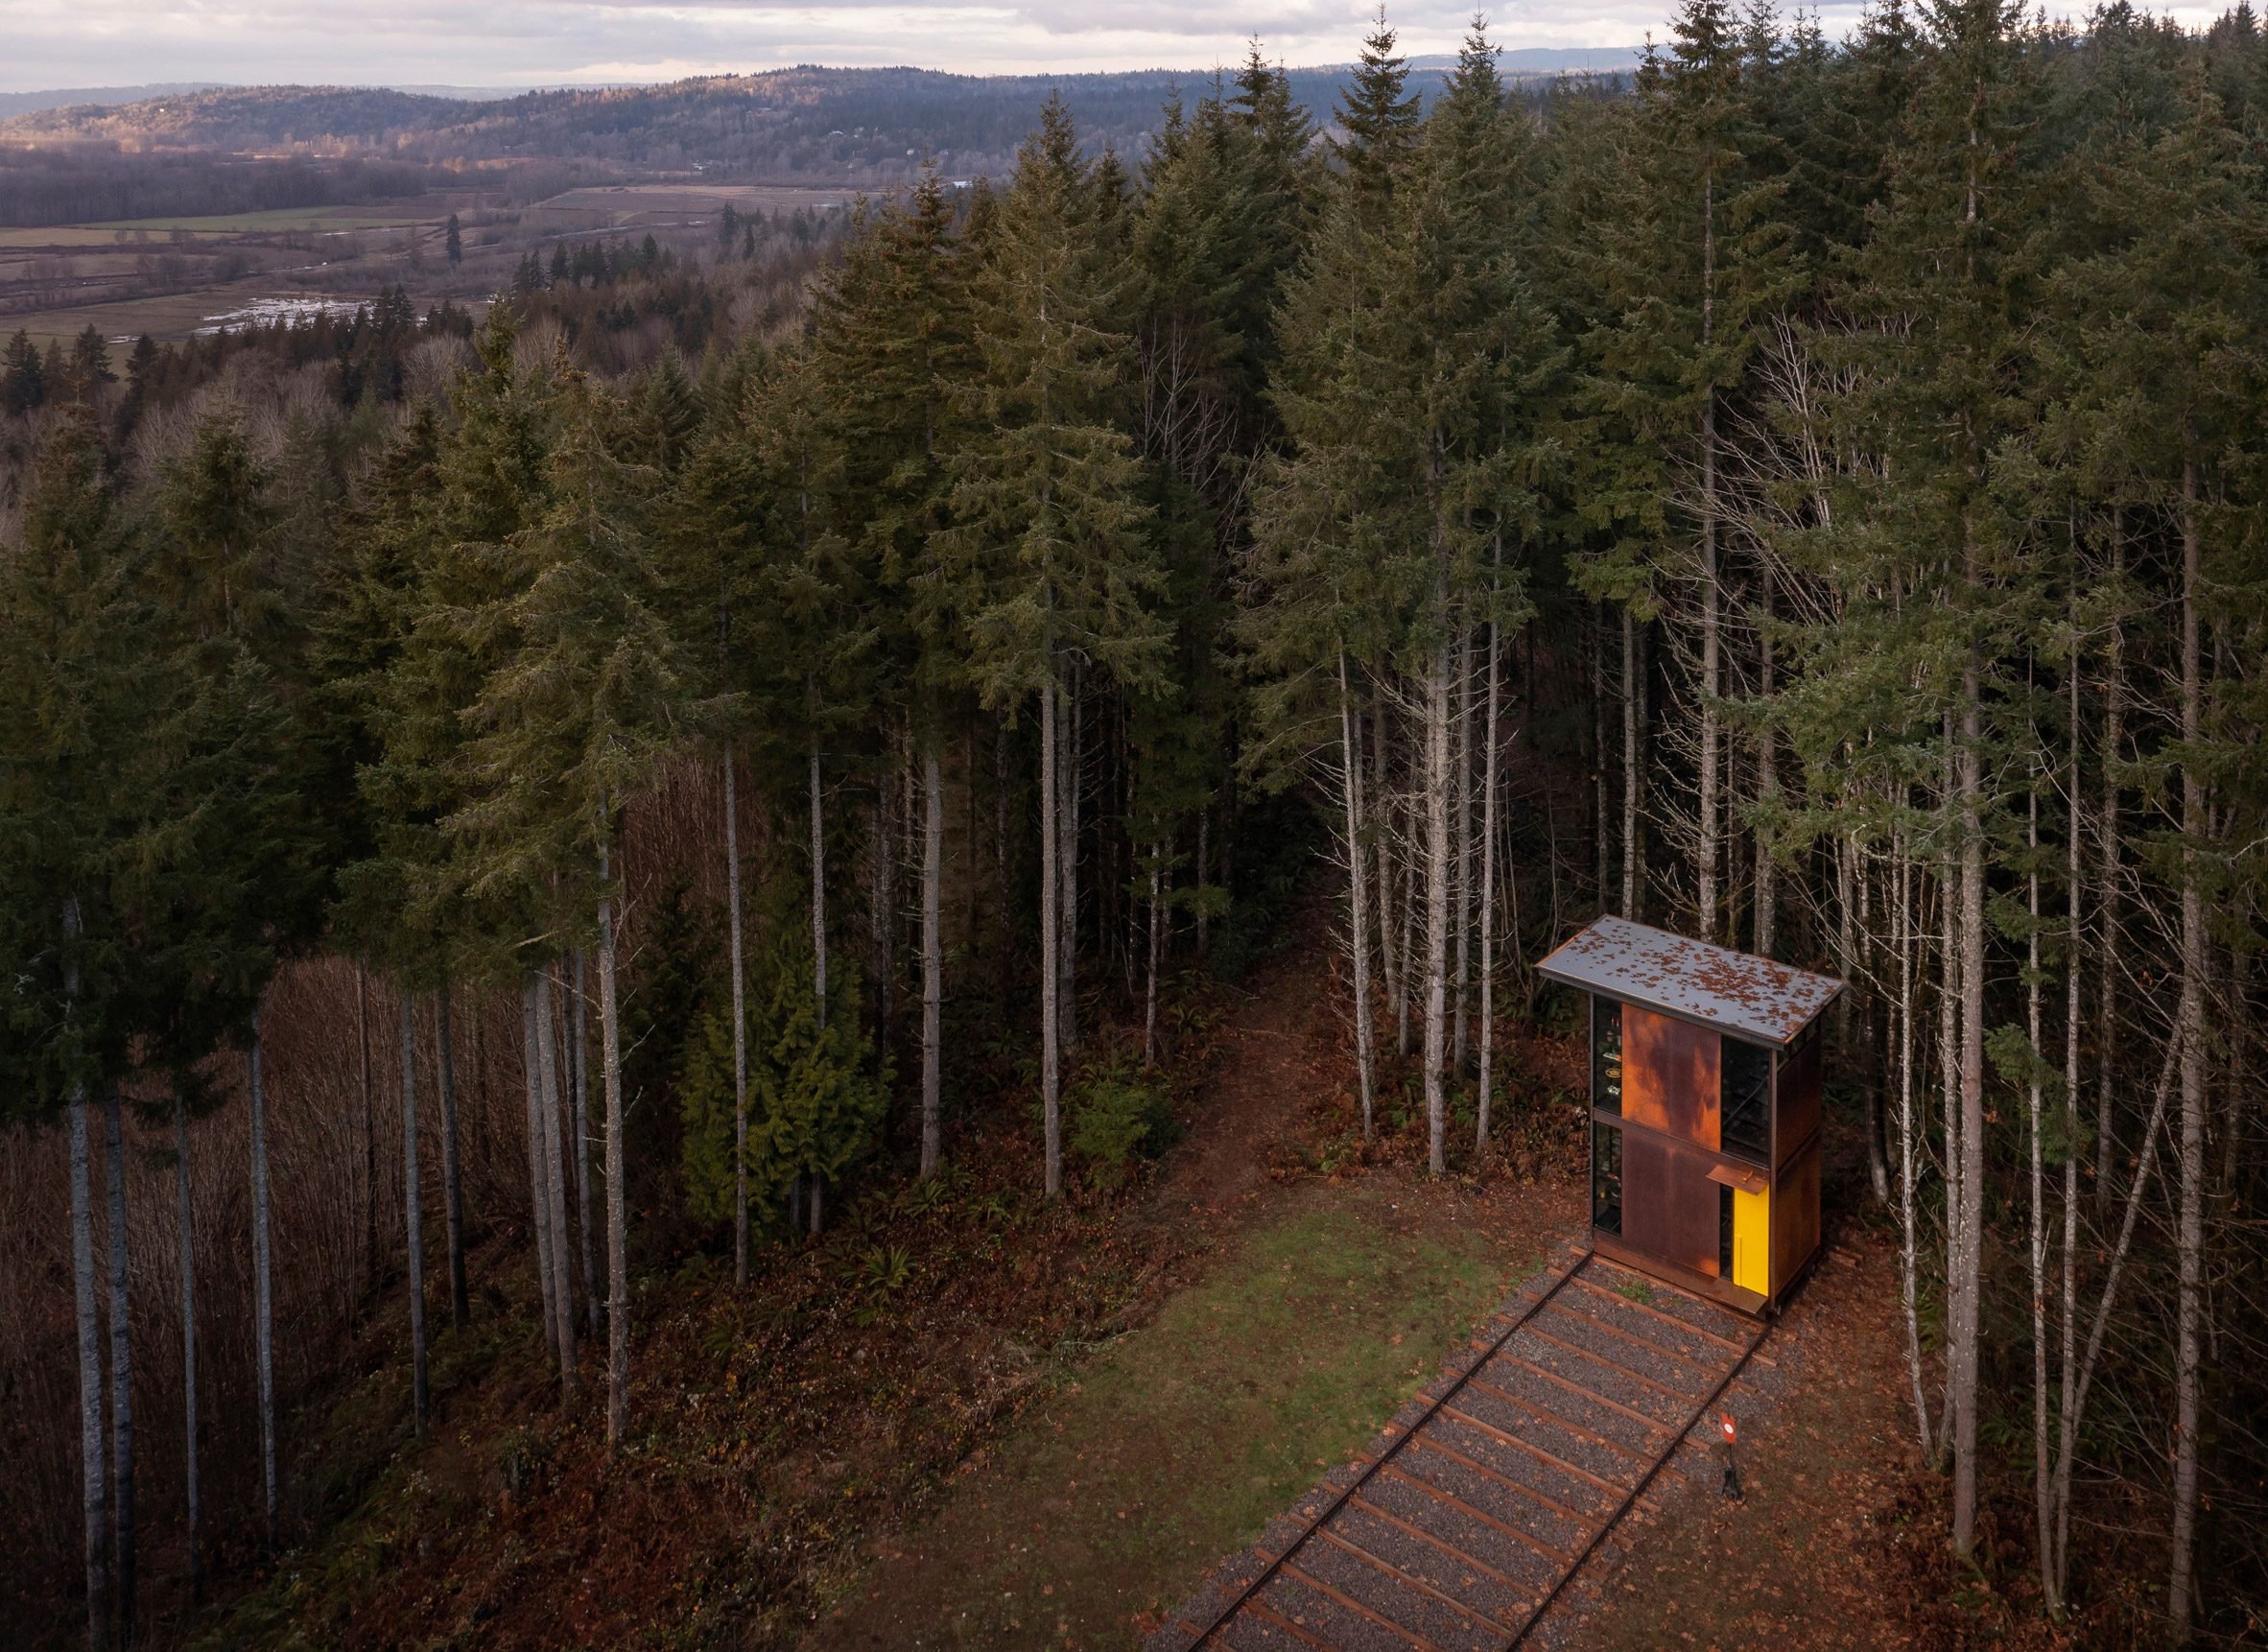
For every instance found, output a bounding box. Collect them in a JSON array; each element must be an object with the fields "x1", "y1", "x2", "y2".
[
  {"x1": 872, "y1": 755, "x2": 896, "y2": 1053},
  {"x1": 2167, "y1": 468, "x2": 2206, "y2": 1642},
  {"x1": 811, "y1": 740, "x2": 829, "y2": 1024},
  {"x1": 1594, "y1": 605, "x2": 1611, "y2": 904},
  {"x1": 1424, "y1": 638, "x2": 1453, "y2": 1177},
  {"x1": 1894, "y1": 842, "x2": 1935, "y2": 1458},
  {"x1": 1858, "y1": 848, "x2": 1890, "y2": 1203},
  {"x1": 1372, "y1": 695, "x2": 1406, "y2": 1057},
  {"x1": 2025, "y1": 780, "x2": 2050, "y2": 1624},
  {"x1": 357, "y1": 962, "x2": 376, "y2": 1299},
  {"x1": 1698, "y1": 418, "x2": 1721, "y2": 945},
  {"x1": 1145, "y1": 841, "x2": 1166, "y2": 1071},
  {"x1": 721, "y1": 746, "x2": 750, "y2": 1282},
  {"x1": 2051, "y1": 656, "x2": 2083, "y2": 1612},
  {"x1": 1040, "y1": 676, "x2": 1063, "y2": 1198},
  {"x1": 70, "y1": 1086, "x2": 109, "y2": 1650},
  {"x1": 519, "y1": 977, "x2": 562, "y2": 1387},
  {"x1": 437, "y1": 984, "x2": 467, "y2": 1333},
  {"x1": 1621, "y1": 609, "x2": 1642, "y2": 922},
  {"x1": 1338, "y1": 650, "x2": 1376, "y2": 1135},
  {"x1": 2096, "y1": 534, "x2": 2124, "y2": 1223},
  {"x1": 1476, "y1": 604, "x2": 1502, "y2": 1157},
  {"x1": 1059, "y1": 676, "x2": 1080, "y2": 1053},
  {"x1": 570, "y1": 951, "x2": 596, "y2": 1341},
  {"x1": 922, "y1": 741, "x2": 945, "y2": 1177},
  {"x1": 1453, "y1": 623, "x2": 1475, "y2": 1074},
  {"x1": 534, "y1": 969, "x2": 577, "y2": 1388},
  {"x1": 400, "y1": 995, "x2": 428, "y2": 1435},
  {"x1": 103, "y1": 1084, "x2": 135, "y2": 1647},
  {"x1": 1951, "y1": 622, "x2": 1988, "y2": 1558},
  {"x1": 1195, "y1": 806, "x2": 1211, "y2": 957},
  {"x1": 599, "y1": 834, "x2": 629, "y2": 1450},
  {"x1": 248, "y1": 1012, "x2": 275, "y2": 1550},
  {"x1": 1755, "y1": 578, "x2": 1777, "y2": 956},
  {"x1": 174, "y1": 1093, "x2": 201, "y2": 1601}
]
